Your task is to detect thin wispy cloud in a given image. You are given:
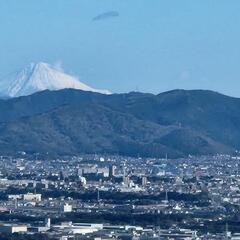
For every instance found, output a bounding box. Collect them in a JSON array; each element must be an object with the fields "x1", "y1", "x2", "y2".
[{"x1": 92, "y1": 11, "x2": 119, "y2": 21}]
